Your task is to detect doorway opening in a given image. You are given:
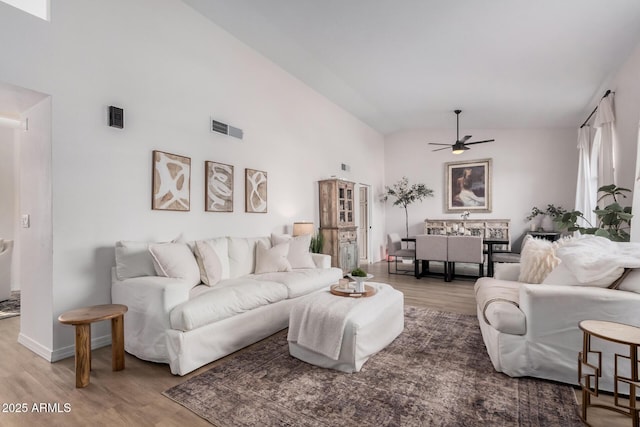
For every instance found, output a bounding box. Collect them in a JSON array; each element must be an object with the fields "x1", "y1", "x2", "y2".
[{"x1": 358, "y1": 184, "x2": 372, "y2": 264}]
